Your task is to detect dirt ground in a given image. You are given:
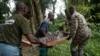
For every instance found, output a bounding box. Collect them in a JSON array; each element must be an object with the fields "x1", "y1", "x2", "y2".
[
  {"x1": 21, "y1": 37, "x2": 39, "y2": 56},
  {"x1": 21, "y1": 43, "x2": 40, "y2": 56}
]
